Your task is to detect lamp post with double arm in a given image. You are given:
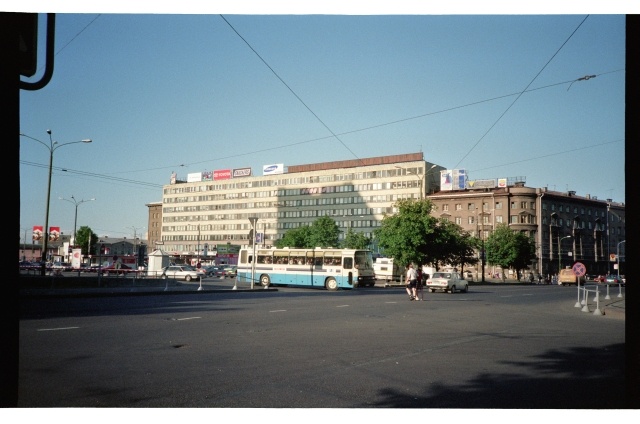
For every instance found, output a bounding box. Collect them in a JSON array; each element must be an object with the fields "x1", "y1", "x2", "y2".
[{"x1": 20, "y1": 130, "x2": 92, "y2": 276}]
